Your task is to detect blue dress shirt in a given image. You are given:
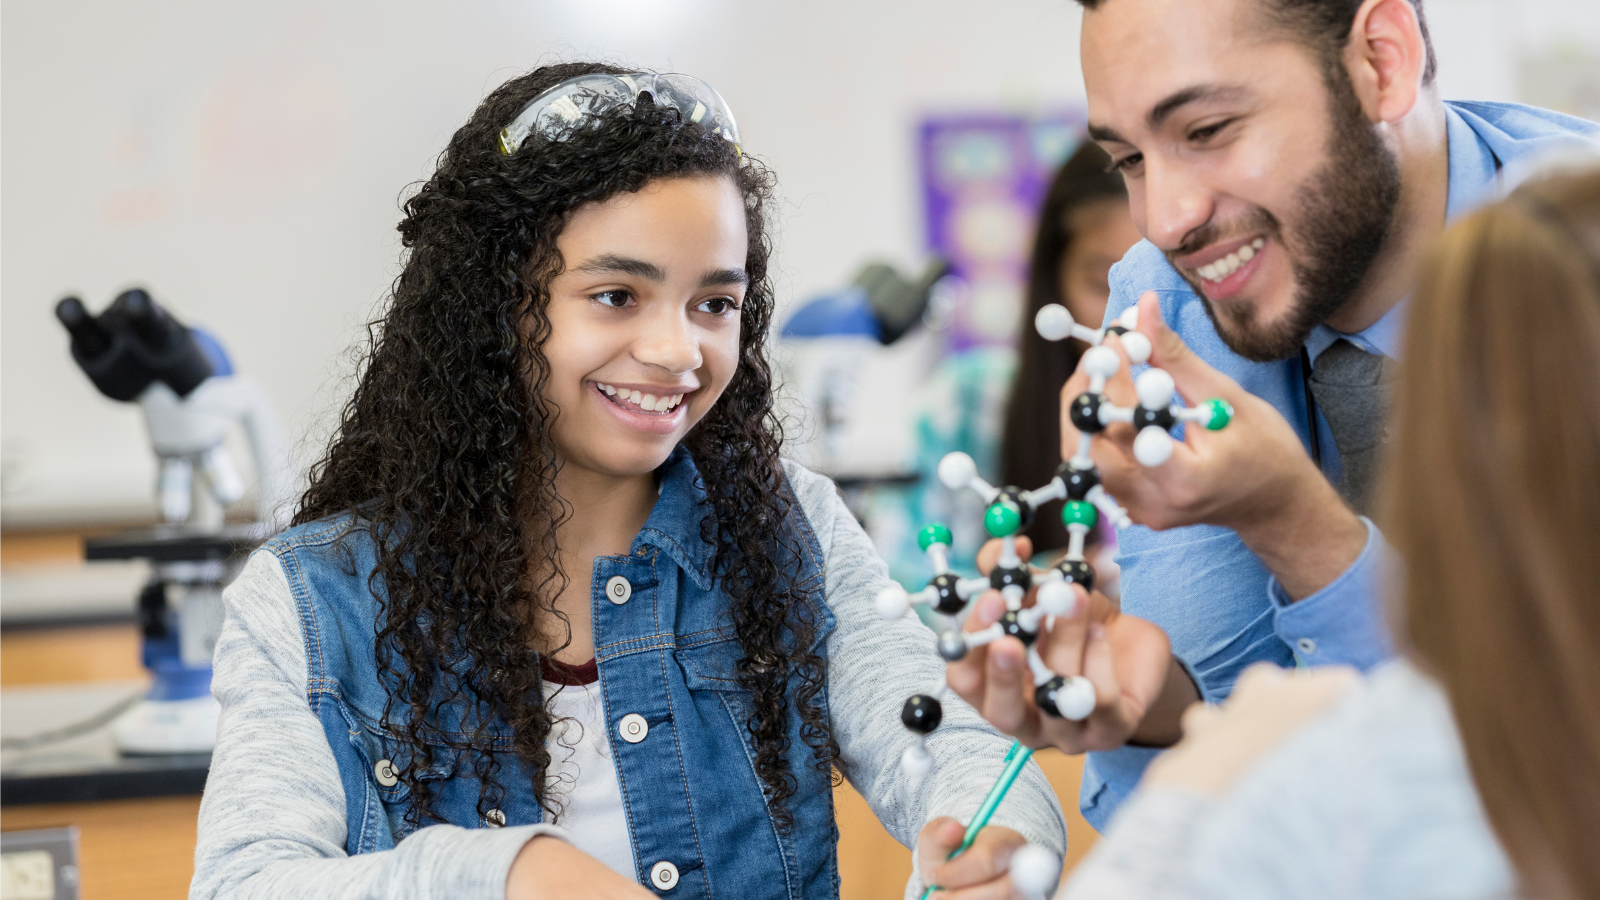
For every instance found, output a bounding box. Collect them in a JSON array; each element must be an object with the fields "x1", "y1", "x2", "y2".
[{"x1": 1080, "y1": 101, "x2": 1600, "y2": 830}]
